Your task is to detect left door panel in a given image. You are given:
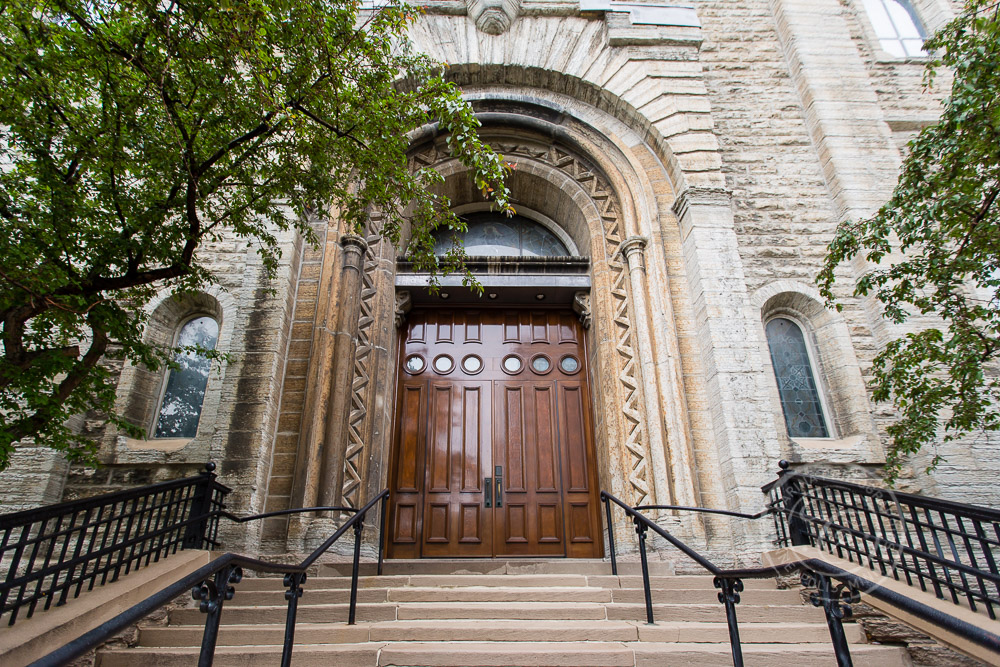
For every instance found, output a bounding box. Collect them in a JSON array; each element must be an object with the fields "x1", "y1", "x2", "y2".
[{"x1": 421, "y1": 380, "x2": 493, "y2": 557}]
